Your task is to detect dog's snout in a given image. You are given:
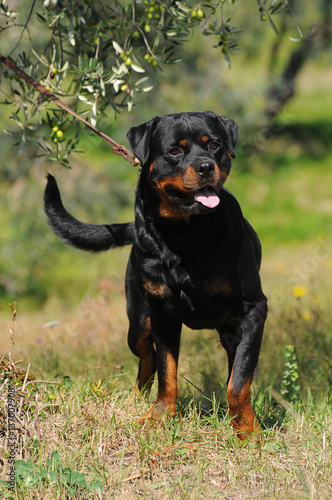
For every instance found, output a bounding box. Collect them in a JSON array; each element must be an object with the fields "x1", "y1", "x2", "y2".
[{"x1": 196, "y1": 161, "x2": 215, "y2": 177}]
